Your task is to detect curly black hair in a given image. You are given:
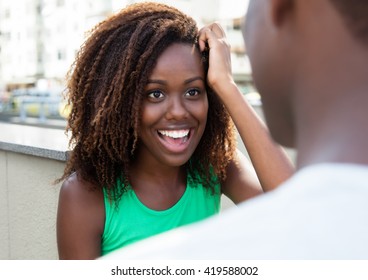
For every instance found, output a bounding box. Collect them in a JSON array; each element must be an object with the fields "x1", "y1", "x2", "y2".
[{"x1": 58, "y1": 2, "x2": 236, "y2": 201}]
